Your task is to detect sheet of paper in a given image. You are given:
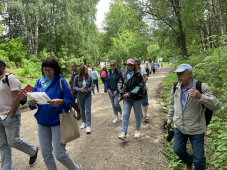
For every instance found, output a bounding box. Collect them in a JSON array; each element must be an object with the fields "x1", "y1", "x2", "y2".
[{"x1": 27, "y1": 92, "x2": 51, "y2": 105}]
